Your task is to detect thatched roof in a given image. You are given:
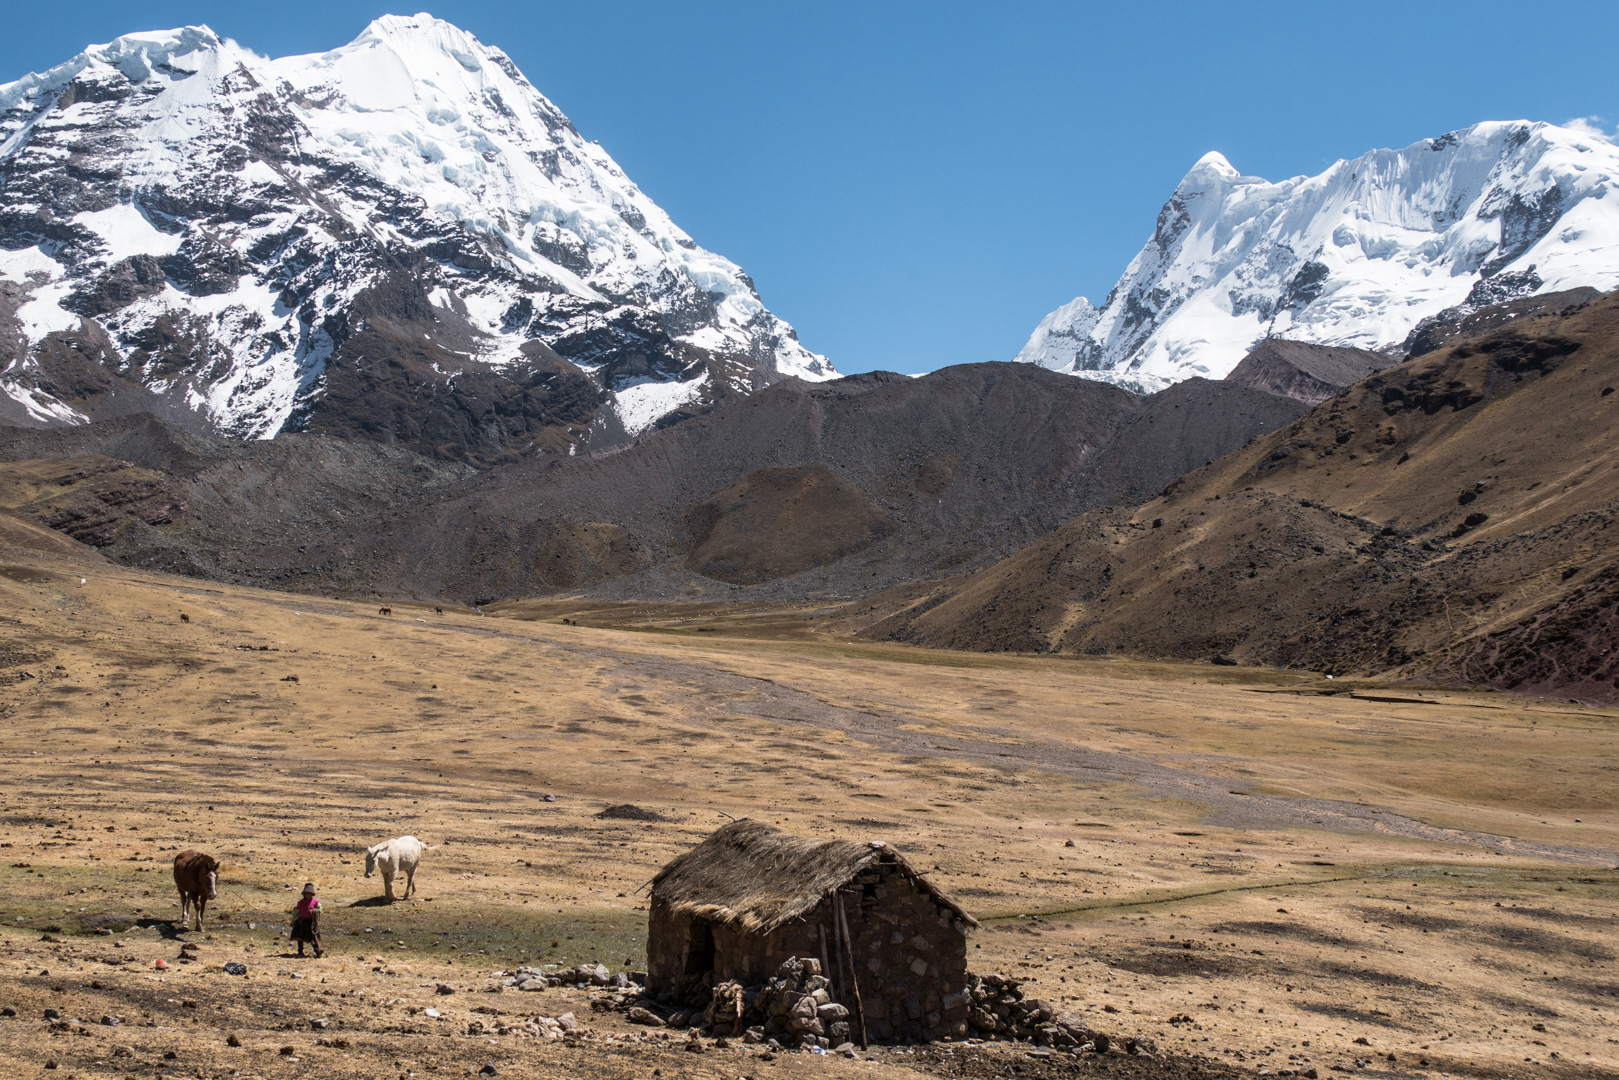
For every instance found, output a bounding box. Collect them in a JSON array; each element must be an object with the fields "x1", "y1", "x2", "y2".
[{"x1": 649, "y1": 819, "x2": 978, "y2": 935}]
